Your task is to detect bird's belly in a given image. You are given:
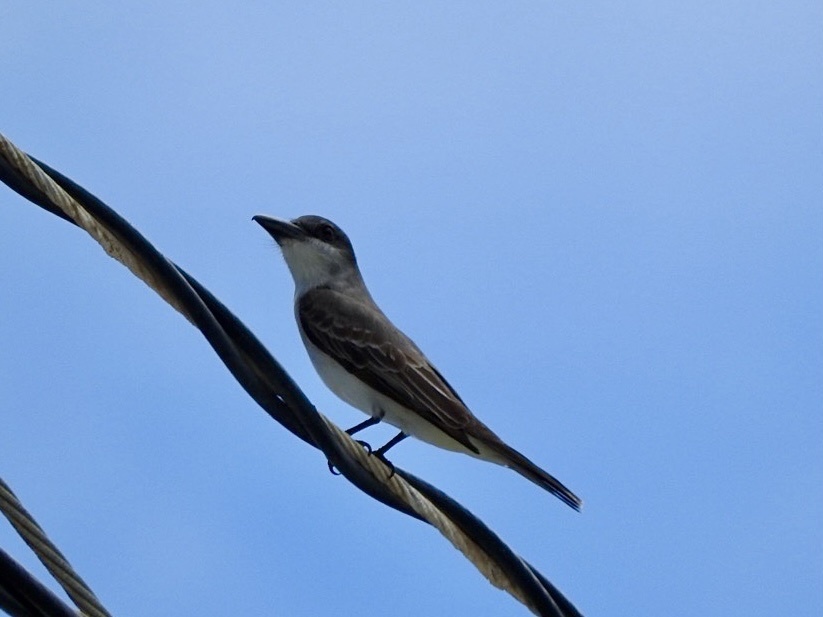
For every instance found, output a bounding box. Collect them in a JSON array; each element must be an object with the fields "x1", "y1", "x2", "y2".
[
  {"x1": 301, "y1": 336, "x2": 473, "y2": 455},
  {"x1": 304, "y1": 340, "x2": 375, "y2": 413}
]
